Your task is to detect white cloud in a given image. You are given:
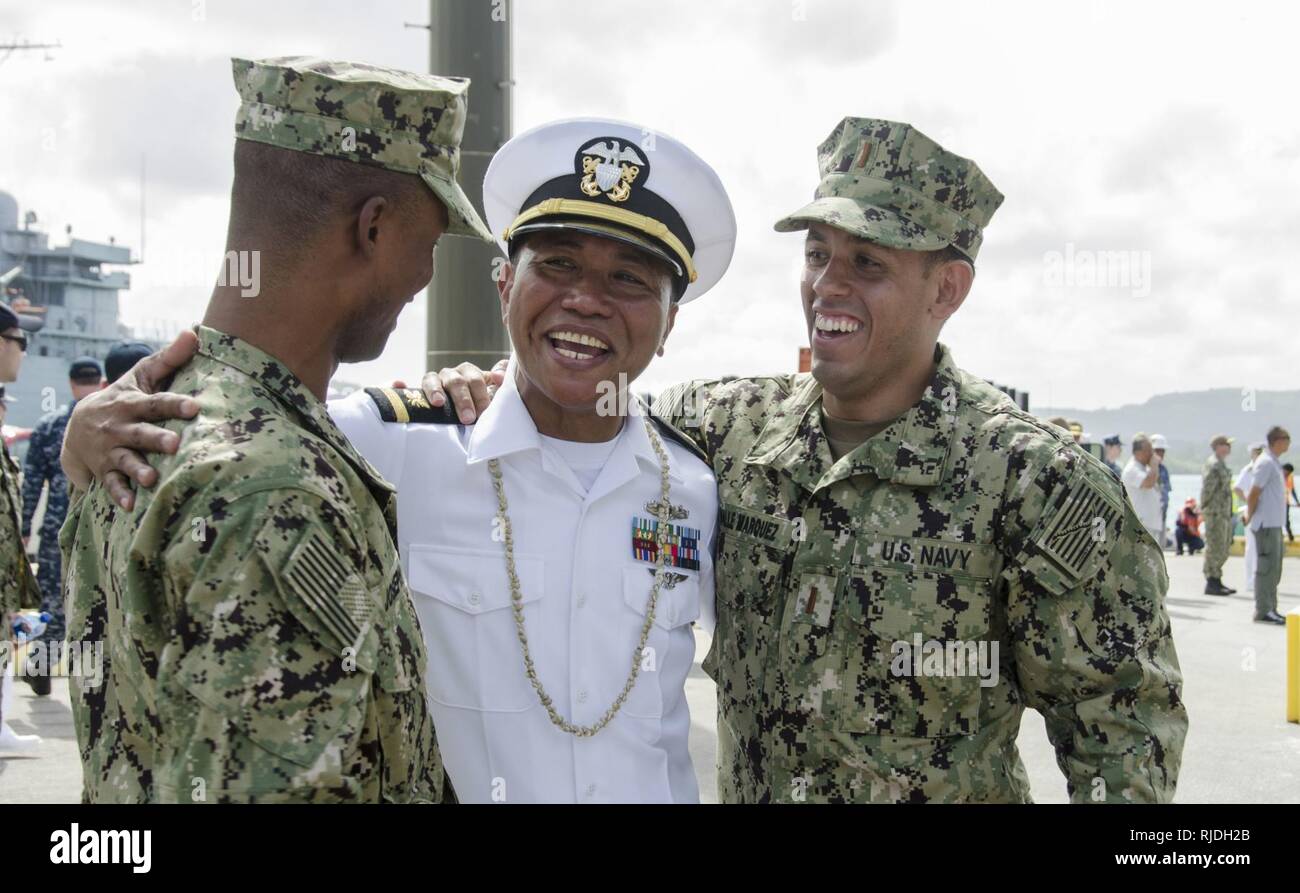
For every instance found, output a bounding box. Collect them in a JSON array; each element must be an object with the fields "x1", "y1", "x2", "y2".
[{"x1": 2, "y1": 0, "x2": 1296, "y2": 408}]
